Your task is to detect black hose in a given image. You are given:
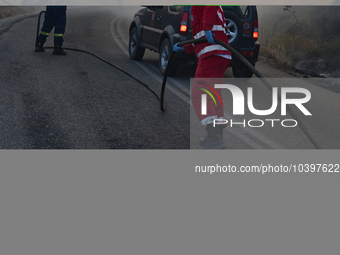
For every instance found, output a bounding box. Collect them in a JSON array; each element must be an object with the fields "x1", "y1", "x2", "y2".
[
  {"x1": 161, "y1": 38, "x2": 262, "y2": 112},
  {"x1": 160, "y1": 38, "x2": 321, "y2": 149},
  {"x1": 35, "y1": 10, "x2": 45, "y2": 47},
  {"x1": 36, "y1": 11, "x2": 320, "y2": 149},
  {"x1": 47, "y1": 47, "x2": 161, "y2": 100},
  {"x1": 35, "y1": 11, "x2": 160, "y2": 102}
]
